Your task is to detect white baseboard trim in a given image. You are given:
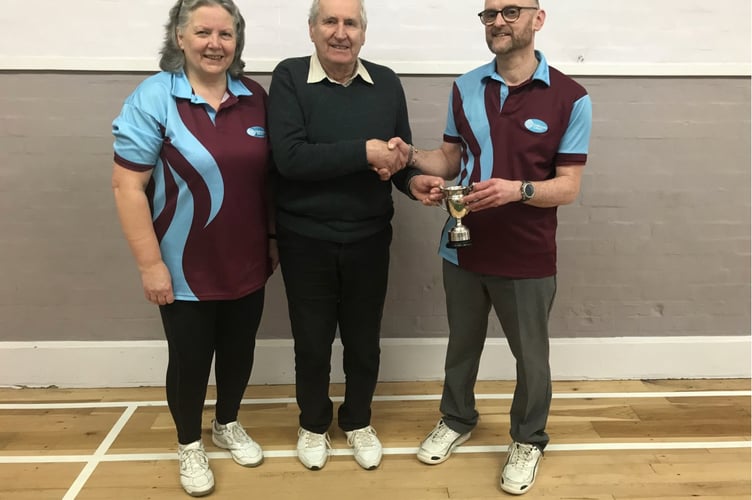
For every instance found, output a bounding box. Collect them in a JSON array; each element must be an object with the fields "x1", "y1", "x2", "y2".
[{"x1": 0, "y1": 336, "x2": 749, "y2": 388}]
